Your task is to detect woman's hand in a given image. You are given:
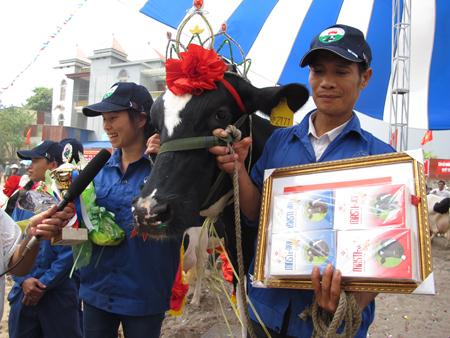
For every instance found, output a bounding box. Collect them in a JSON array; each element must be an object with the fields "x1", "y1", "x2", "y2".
[
  {"x1": 21, "y1": 277, "x2": 46, "y2": 306},
  {"x1": 145, "y1": 133, "x2": 160, "y2": 155}
]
